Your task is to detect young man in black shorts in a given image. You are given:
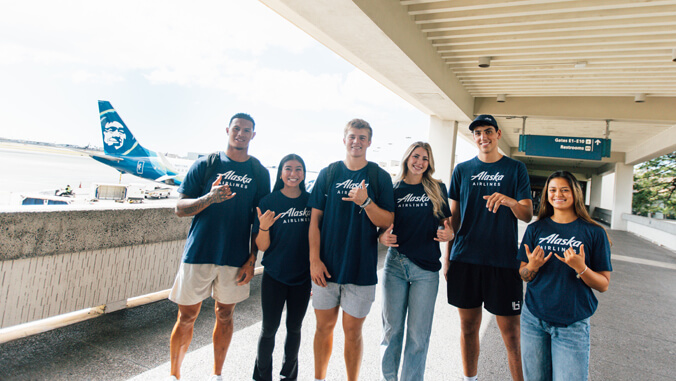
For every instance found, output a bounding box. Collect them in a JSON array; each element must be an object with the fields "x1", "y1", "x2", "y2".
[{"x1": 443, "y1": 115, "x2": 533, "y2": 381}]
